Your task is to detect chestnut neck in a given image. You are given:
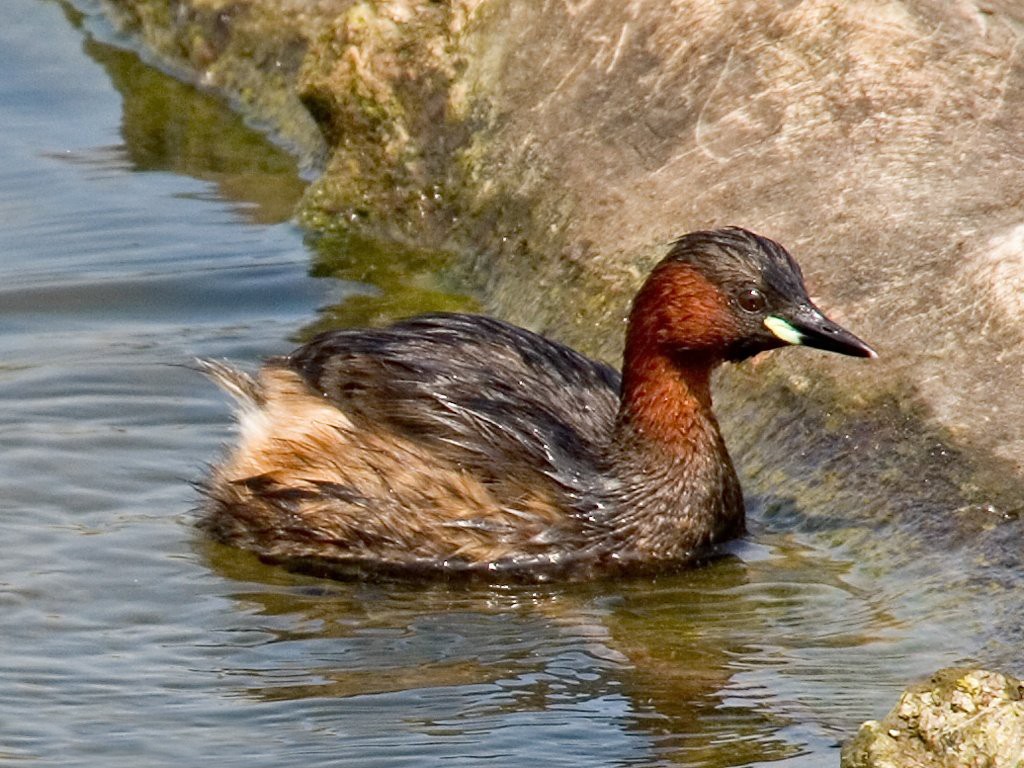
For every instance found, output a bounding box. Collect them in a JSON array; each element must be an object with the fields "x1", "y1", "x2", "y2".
[
  {"x1": 616, "y1": 341, "x2": 718, "y2": 449},
  {"x1": 614, "y1": 262, "x2": 727, "y2": 449}
]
